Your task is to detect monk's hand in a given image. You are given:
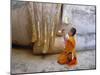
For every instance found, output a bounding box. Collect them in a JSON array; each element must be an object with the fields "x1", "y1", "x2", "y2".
[{"x1": 63, "y1": 50, "x2": 67, "y2": 54}]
